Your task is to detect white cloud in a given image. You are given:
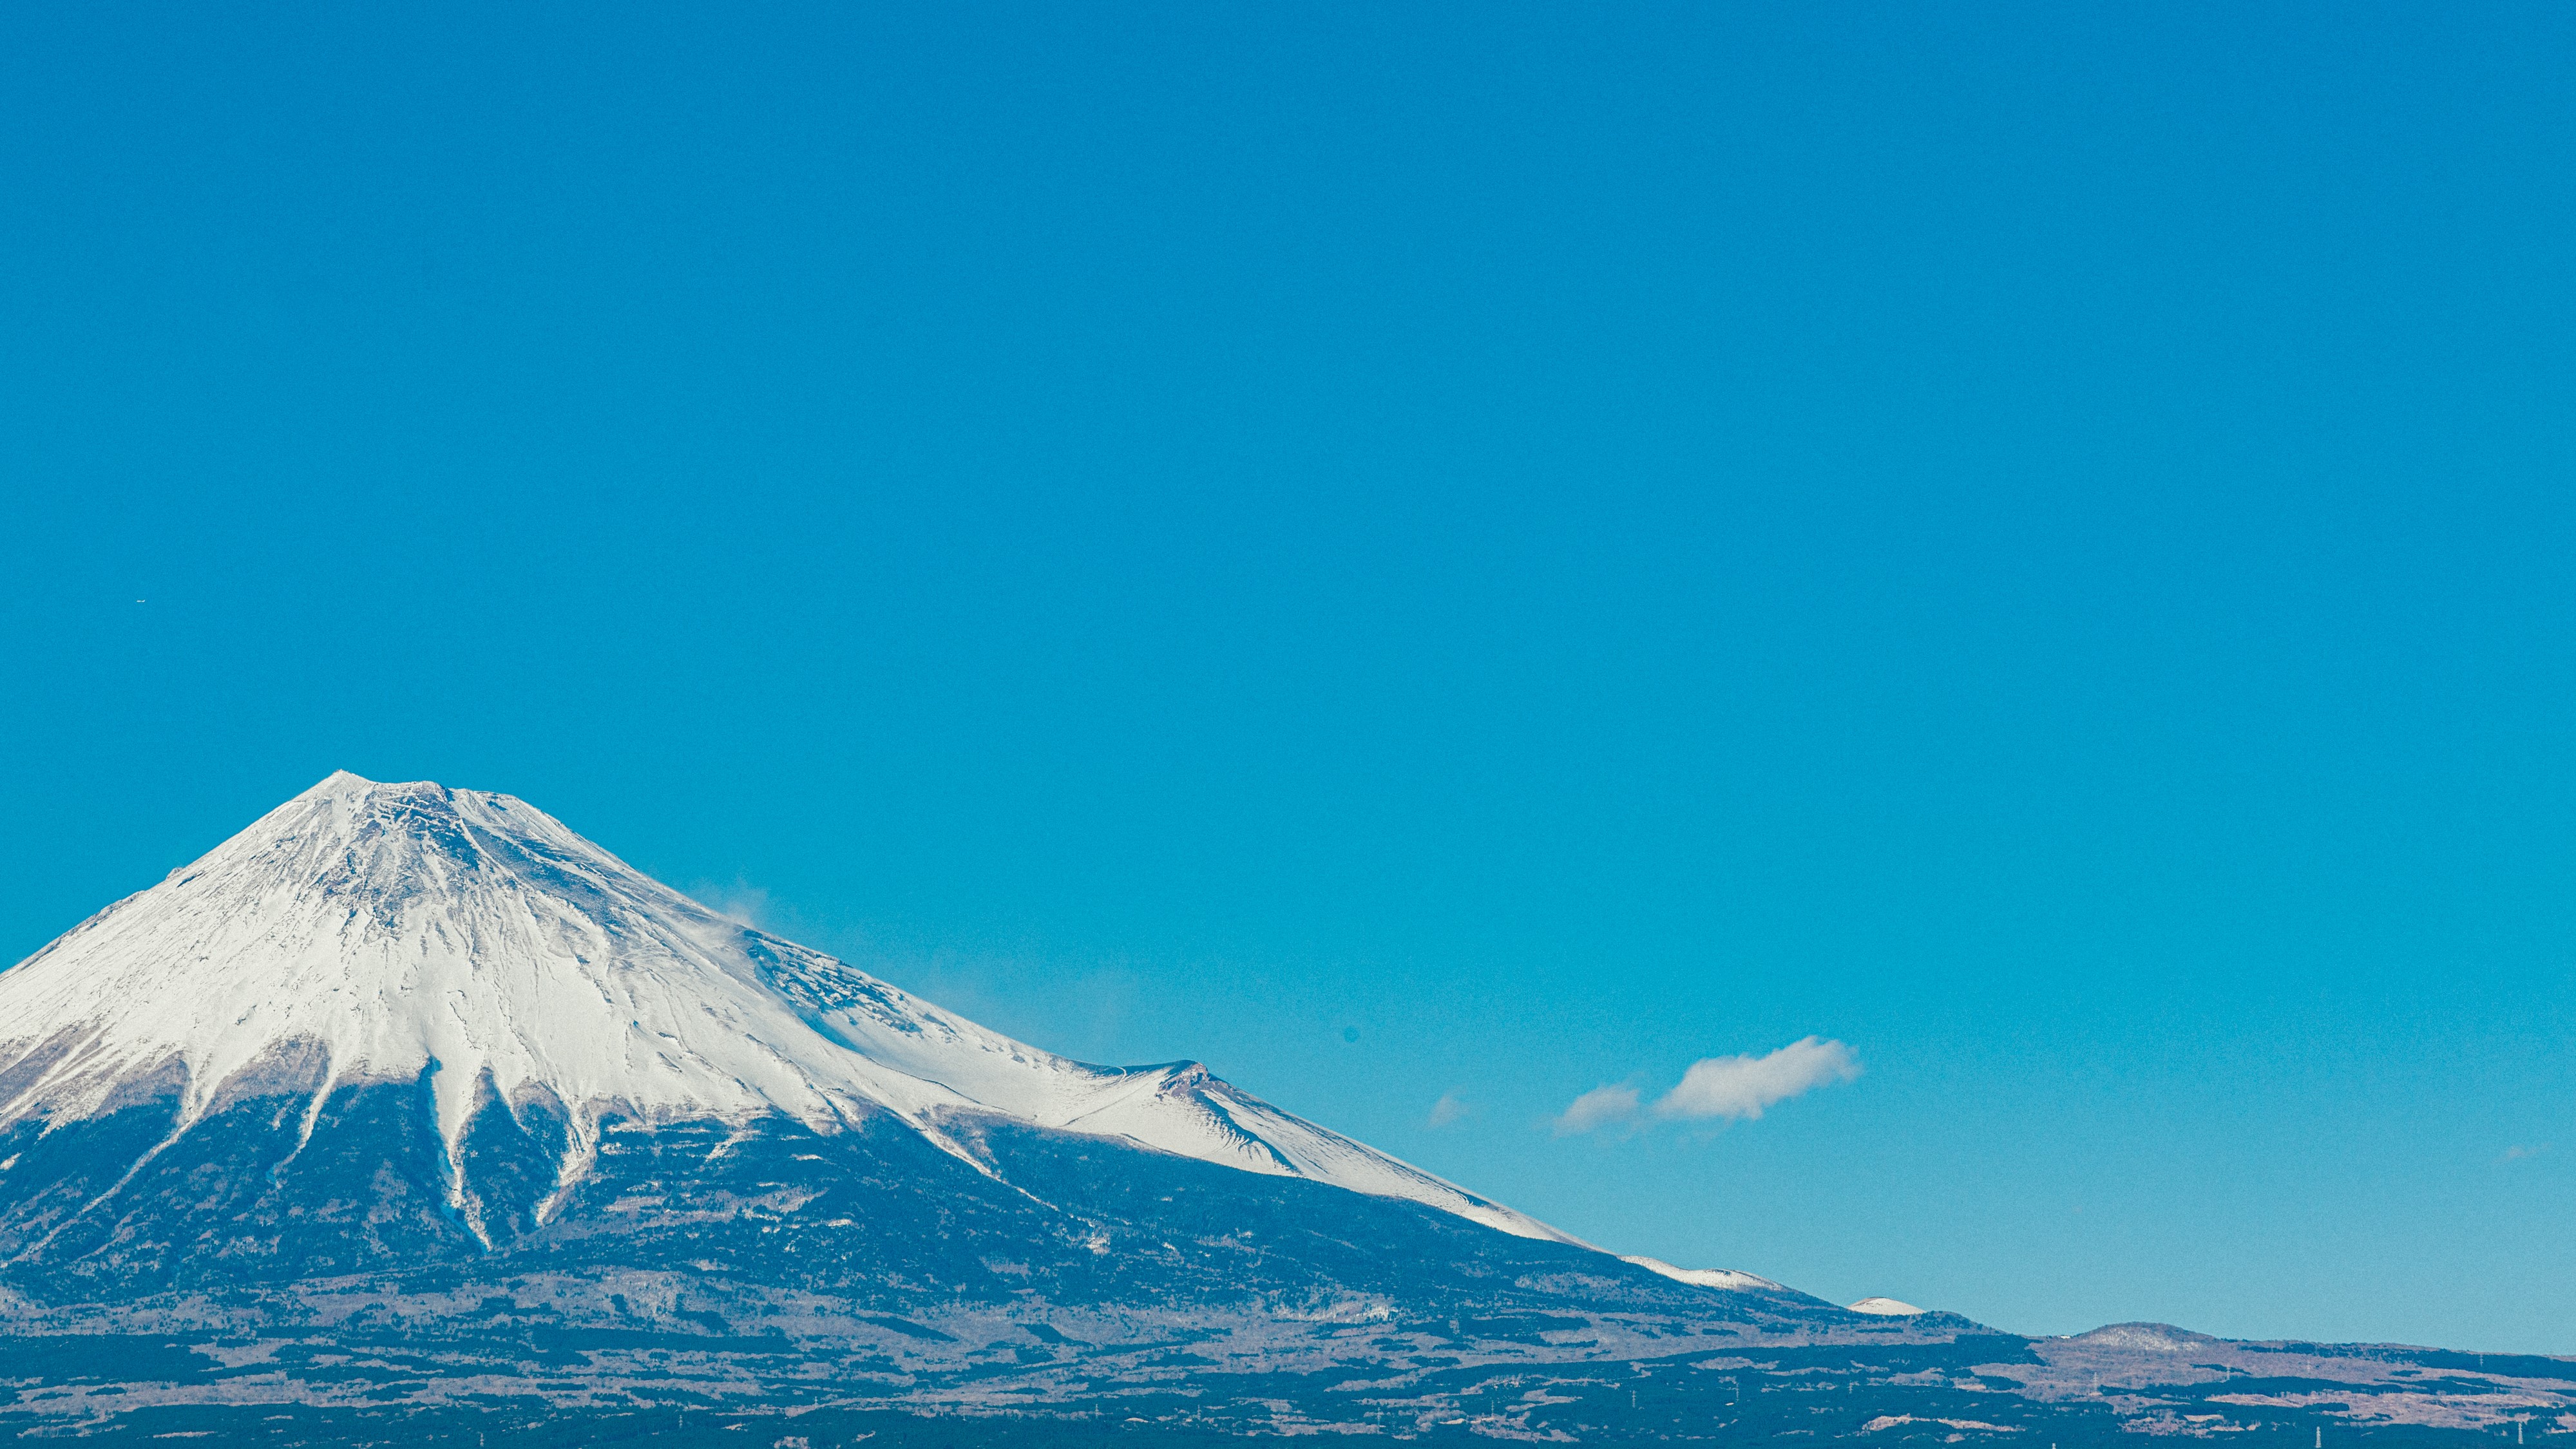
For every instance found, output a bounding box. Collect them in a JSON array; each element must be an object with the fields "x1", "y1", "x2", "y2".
[
  {"x1": 1553, "y1": 1083, "x2": 1641, "y2": 1136},
  {"x1": 1651, "y1": 1037, "x2": 1860, "y2": 1122},
  {"x1": 1426, "y1": 1092, "x2": 1471, "y2": 1130}
]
